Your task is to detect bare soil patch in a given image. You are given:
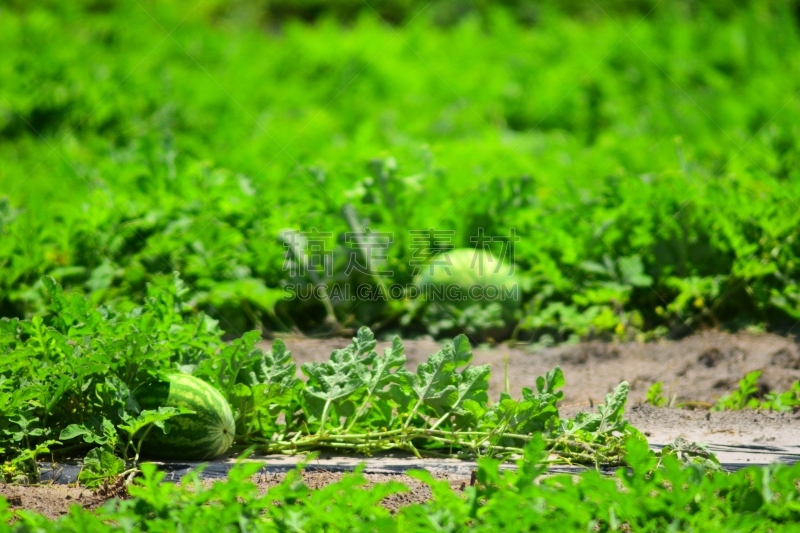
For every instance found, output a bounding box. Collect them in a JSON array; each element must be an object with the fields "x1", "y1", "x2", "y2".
[
  {"x1": 1, "y1": 484, "x2": 107, "y2": 520},
  {"x1": 248, "y1": 469, "x2": 465, "y2": 512},
  {"x1": 597, "y1": 403, "x2": 800, "y2": 448},
  {"x1": 1, "y1": 471, "x2": 464, "y2": 519}
]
